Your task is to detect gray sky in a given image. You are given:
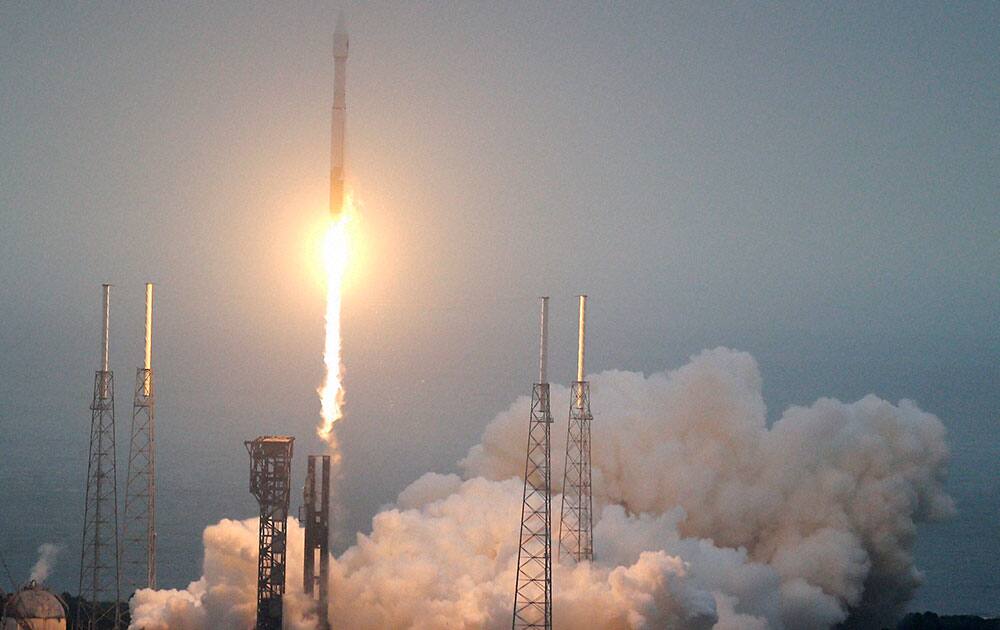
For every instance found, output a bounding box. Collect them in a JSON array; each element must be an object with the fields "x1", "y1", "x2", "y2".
[{"x1": 1, "y1": 1, "x2": 997, "y2": 614}]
